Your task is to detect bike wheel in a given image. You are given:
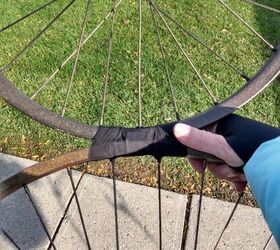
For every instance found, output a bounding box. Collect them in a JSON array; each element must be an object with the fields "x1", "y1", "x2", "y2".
[
  {"x1": 0, "y1": 147, "x2": 278, "y2": 249},
  {"x1": 0, "y1": 0, "x2": 279, "y2": 139},
  {"x1": 0, "y1": 0, "x2": 280, "y2": 249}
]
